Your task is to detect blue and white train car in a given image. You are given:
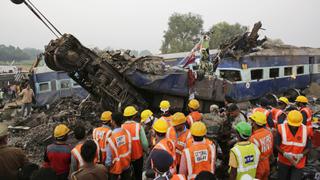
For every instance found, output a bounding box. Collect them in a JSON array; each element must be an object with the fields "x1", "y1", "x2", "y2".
[
  {"x1": 159, "y1": 48, "x2": 320, "y2": 102},
  {"x1": 31, "y1": 66, "x2": 88, "y2": 106}
]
